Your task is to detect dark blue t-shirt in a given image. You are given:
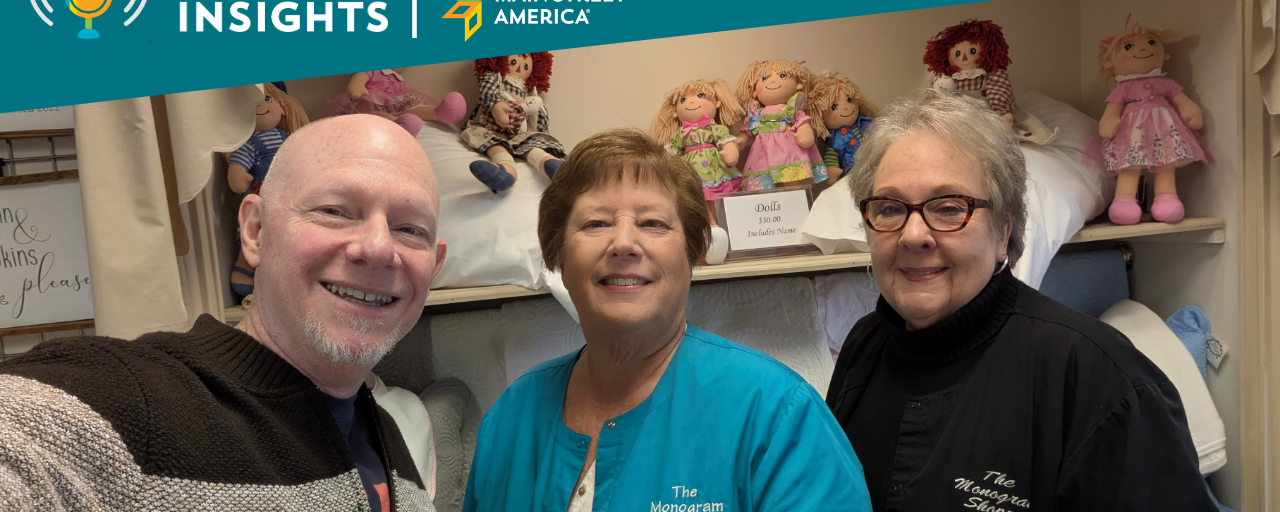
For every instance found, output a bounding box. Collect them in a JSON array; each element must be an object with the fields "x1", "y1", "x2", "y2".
[{"x1": 325, "y1": 393, "x2": 390, "y2": 512}]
